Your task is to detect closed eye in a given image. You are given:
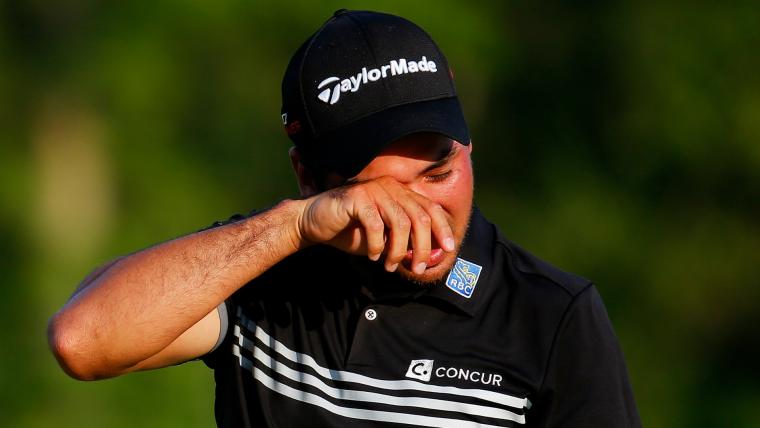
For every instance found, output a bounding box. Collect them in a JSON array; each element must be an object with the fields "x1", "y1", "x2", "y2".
[{"x1": 425, "y1": 170, "x2": 452, "y2": 183}]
